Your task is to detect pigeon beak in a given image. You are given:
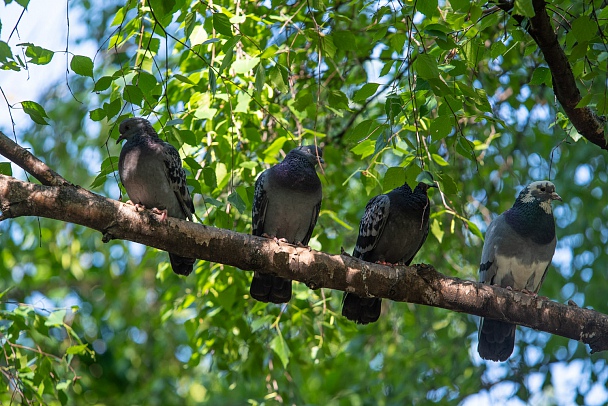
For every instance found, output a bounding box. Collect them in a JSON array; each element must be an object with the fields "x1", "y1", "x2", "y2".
[
  {"x1": 116, "y1": 134, "x2": 125, "y2": 144},
  {"x1": 551, "y1": 192, "x2": 562, "y2": 201}
]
